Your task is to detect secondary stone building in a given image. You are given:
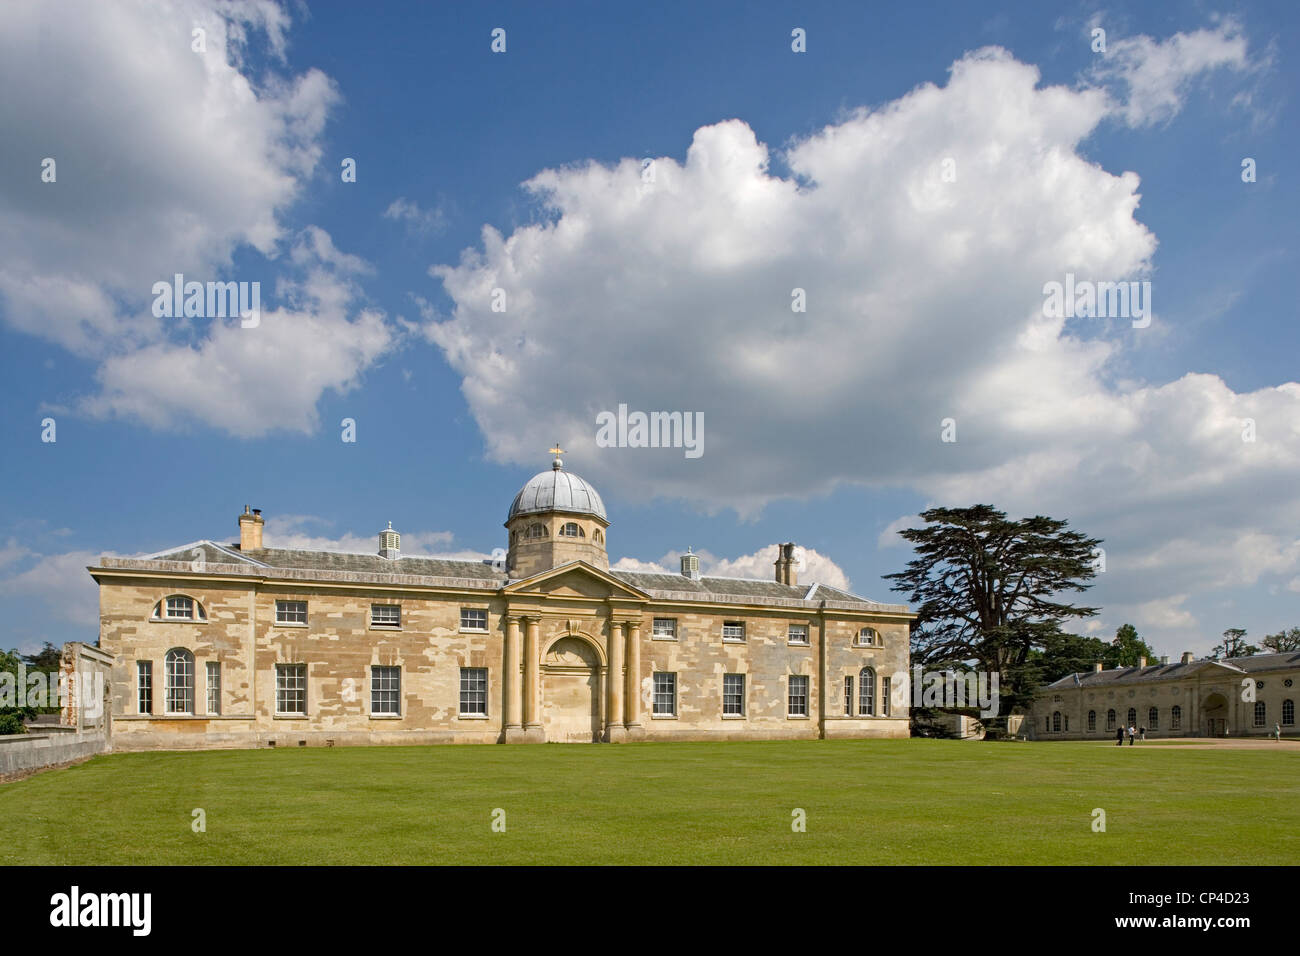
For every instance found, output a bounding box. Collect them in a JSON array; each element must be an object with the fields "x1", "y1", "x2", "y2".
[
  {"x1": 1030, "y1": 651, "x2": 1300, "y2": 739},
  {"x1": 90, "y1": 455, "x2": 914, "y2": 748}
]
